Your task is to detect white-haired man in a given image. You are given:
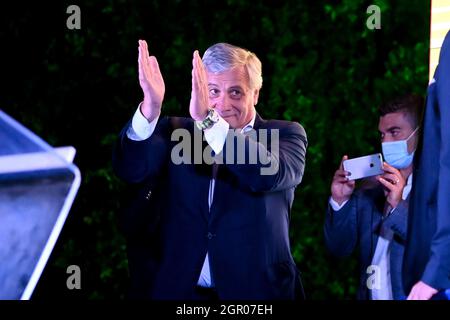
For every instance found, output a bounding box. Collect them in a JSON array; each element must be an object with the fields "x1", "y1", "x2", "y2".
[{"x1": 113, "y1": 41, "x2": 307, "y2": 300}]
